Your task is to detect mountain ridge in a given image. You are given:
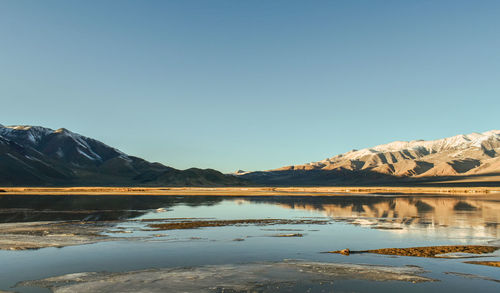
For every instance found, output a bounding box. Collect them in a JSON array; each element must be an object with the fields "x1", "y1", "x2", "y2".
[
  {"x1": 0, "y1": 124, "x2": 247, "y2": 187},
  {"x1": 236, "y1": 130, "x2": 500, "y2": 186}
]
